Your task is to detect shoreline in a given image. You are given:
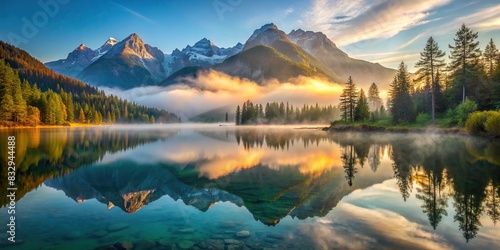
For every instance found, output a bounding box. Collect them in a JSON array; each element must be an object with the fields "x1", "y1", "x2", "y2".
[
  {"x1": 324, "y1": 124, "x2": 471, "y2": 136},
  {"x1": 0, "y1": 123, "x2": 111, "y2": 130}
]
